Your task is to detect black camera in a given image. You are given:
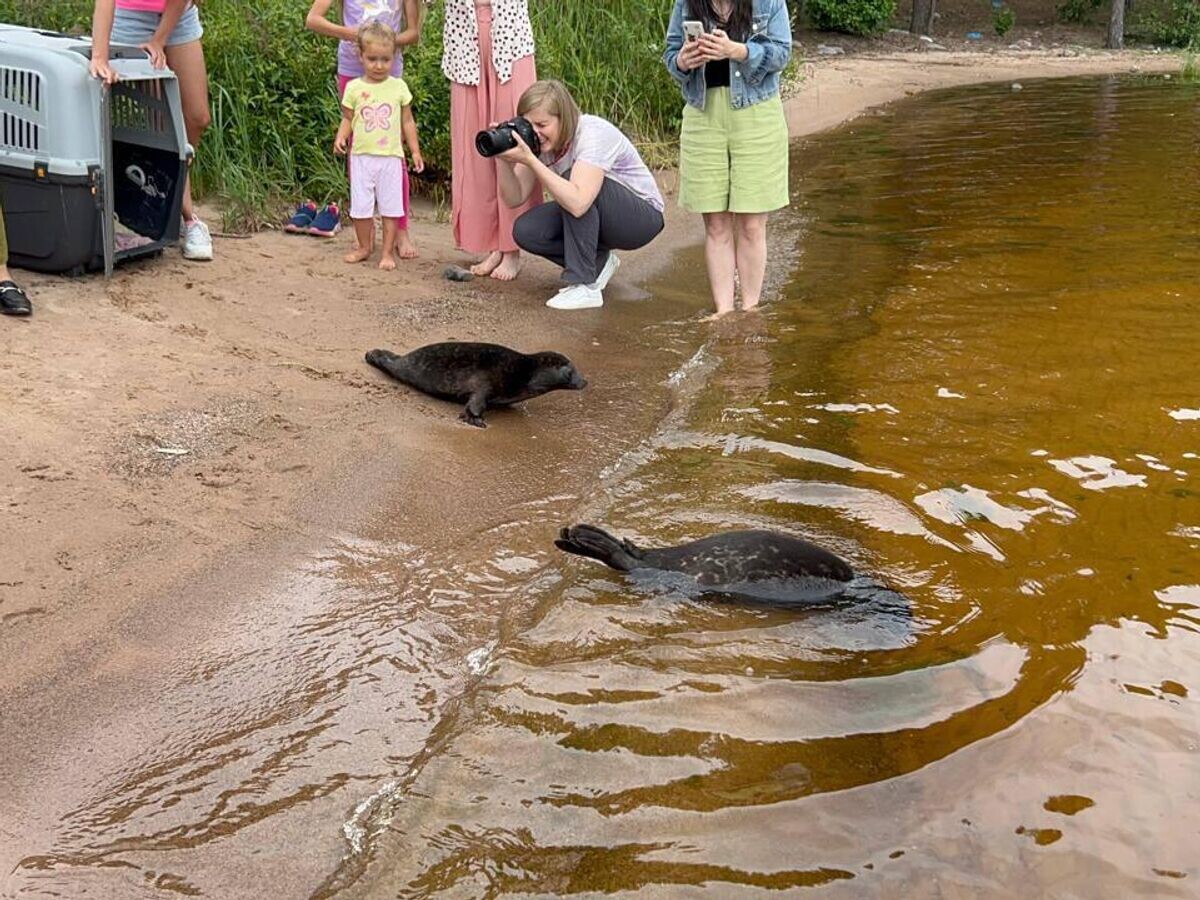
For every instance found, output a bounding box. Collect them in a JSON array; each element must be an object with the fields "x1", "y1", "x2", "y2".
[{"x1": 475, "y1": 116, "x2": 541, "y2": 158}]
